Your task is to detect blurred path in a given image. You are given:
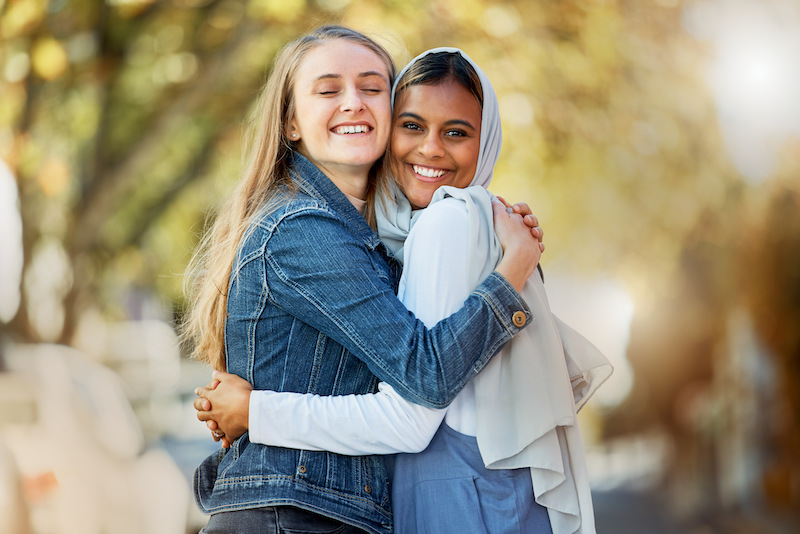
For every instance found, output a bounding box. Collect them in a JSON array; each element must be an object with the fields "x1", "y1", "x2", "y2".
[
  {"x1": 593, "y1": 489, "x2": 800, "y2": 534},
  {"x1": 593, "y1": 490, "x2": 683, "y2": 534}
]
